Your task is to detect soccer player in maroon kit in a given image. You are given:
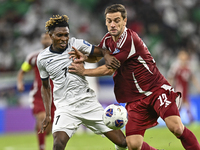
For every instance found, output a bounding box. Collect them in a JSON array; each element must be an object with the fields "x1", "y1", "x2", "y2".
[
  {"x1": 69, "y1": 4, "x2": 200, "y2": 150},
  {"x1": 168, "y1": 50, "x2": 200, "y2": 124},
  {"x1": 17, "y1": 33, "x2": 56, "y2": 150}
]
